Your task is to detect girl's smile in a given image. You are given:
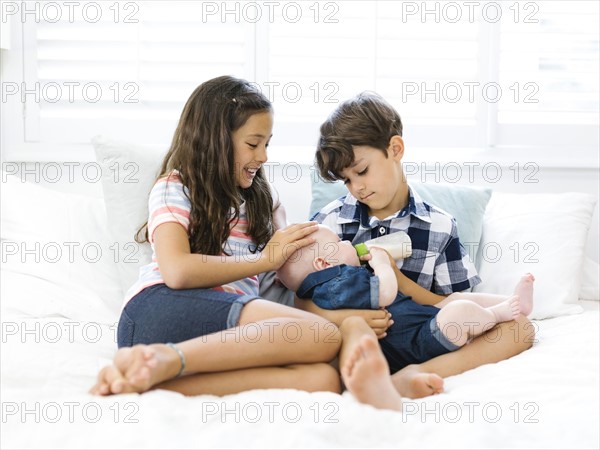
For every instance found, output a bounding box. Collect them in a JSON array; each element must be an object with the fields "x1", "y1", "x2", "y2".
[{"x1": 232, "y1": 111, "x2": 273, "y2": 189}]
